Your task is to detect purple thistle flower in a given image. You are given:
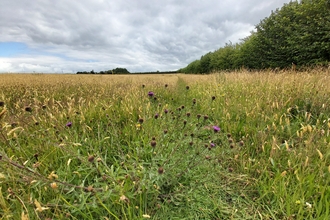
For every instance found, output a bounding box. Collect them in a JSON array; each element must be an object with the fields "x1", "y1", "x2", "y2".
[
  {"x1": 164, "y1": 109, "x2": 168, "y2": 114},
  {"x1": 148, "y1": 91, "x2": 154, "y2": 97},
  {"x1": 154, "y1": 113, "x2": 159, "y2": 119},
  {"x1": 213, "y1": 126, "x2": 220, "y2": 133},
  {"x1": 210, "y1": 143, "x2": 216, "y2": 148},
  {"x1": 66, "y1": 122, "x2": 72, "y2": 127}
]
